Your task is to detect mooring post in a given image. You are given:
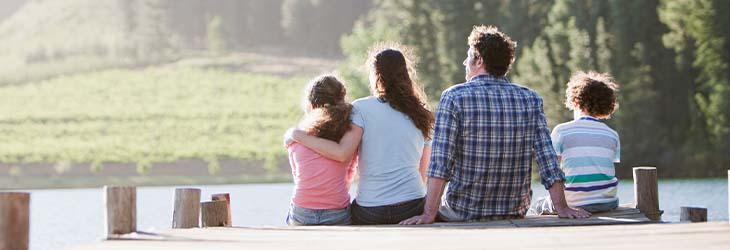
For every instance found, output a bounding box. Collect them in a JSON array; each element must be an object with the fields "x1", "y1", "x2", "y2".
[
  {"x1": 0, "y1": 192, "x2": 30, "y2": 250},
  {"x1": 172, "y1": 188, "x2": 201, "y2": 228},
  {"x1": 680, "y1": 206, "x2": 707, "y2": 223},
  {"x1": 633, "y1": 166, "x2": 661, "y2": 221},
  {"x1": 104, "y1": 186, "x2": 136, "y2": 238},
  {"x1": 211, "y1": 193, "x2": 232, "y2": 226},
  {"x1": 201, "y1": 200, "x2": 229, "y2": 227}
]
